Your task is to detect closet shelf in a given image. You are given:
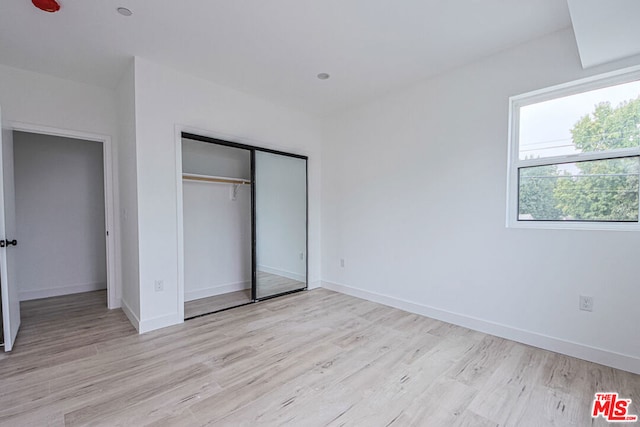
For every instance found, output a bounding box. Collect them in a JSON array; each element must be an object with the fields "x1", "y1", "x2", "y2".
[{"x1": 182, "y1": 173, "x2": 251, "y2": 185}]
